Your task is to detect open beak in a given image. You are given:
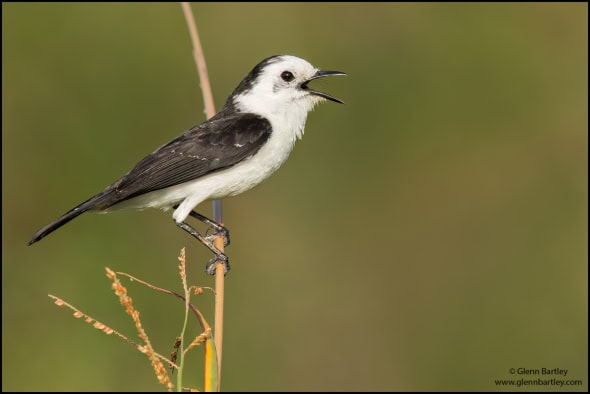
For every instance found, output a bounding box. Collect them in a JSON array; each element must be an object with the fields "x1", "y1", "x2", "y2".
[{"x1": 301, "y1": 70, "x2": 347, "y2": 104}]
